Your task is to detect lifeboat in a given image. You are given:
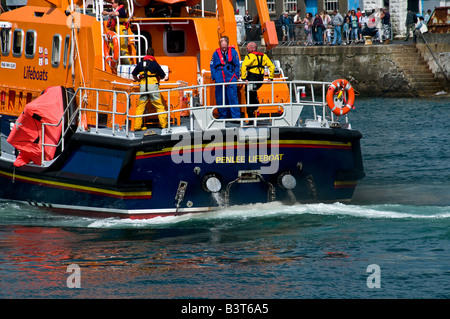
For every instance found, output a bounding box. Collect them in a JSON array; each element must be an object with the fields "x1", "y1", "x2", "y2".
[{"x1": 0, "y1": 0, "x2": 365, "y2": 218}]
